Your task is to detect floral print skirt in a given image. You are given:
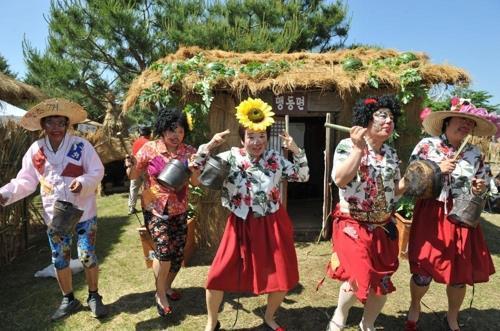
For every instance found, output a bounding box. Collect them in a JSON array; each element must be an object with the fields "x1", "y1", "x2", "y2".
[{"x1": 326, "y1": 206, "x2": 399, "y2": 303}]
